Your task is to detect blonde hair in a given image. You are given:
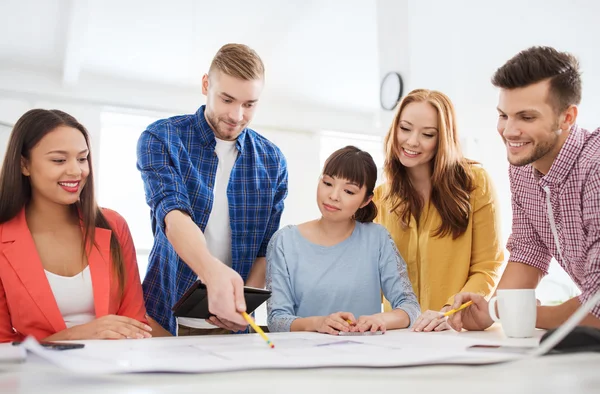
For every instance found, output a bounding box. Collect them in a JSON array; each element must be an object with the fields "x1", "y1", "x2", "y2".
[
  {"x1": 209, "y1": 43, "x2": 264, "y2": 80},
  {"x1": 383, "y1": 89, "x2": 476, "y2": 239}
]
